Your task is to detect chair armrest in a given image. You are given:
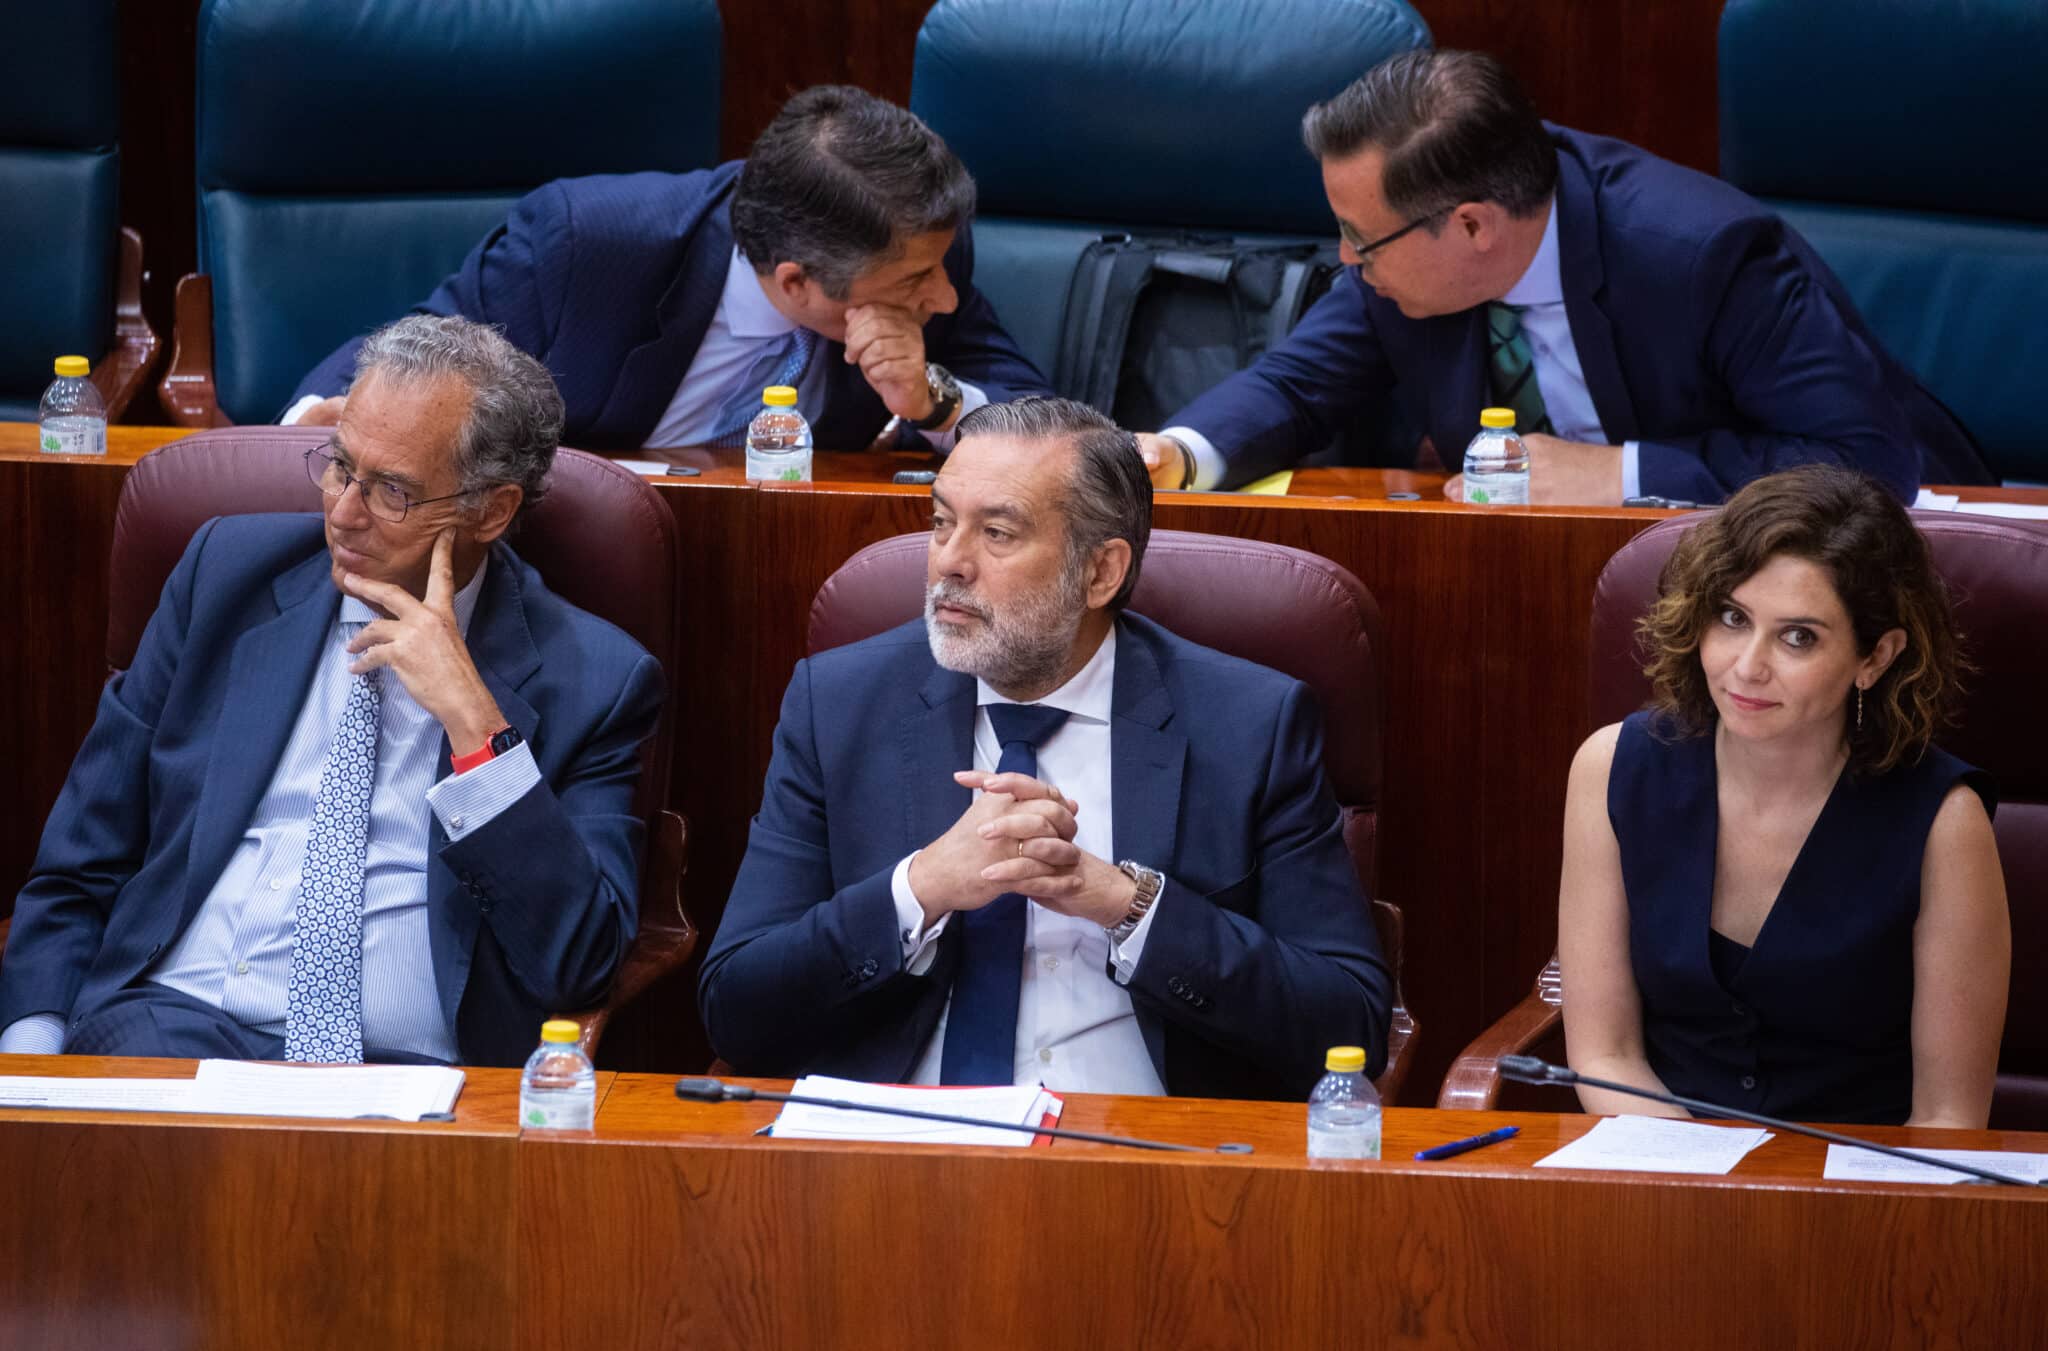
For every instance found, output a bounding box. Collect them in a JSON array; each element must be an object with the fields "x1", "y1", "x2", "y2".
[
  {"x1": 560, "y1": 810, "x2": 694, "y2": 1055},
  {"x1": 158, "y1": 273, "x2": 230, "y2": 429},
  {"x1": 90, "y1": 228, "x2": 162, "y2": 421},
  {"x1": 1370, "y1": 897, "x2": 1420, "y2": 1105},
  {"x1": 1435, "y1": 955, "x2": 1563, "y2": 1111}
]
